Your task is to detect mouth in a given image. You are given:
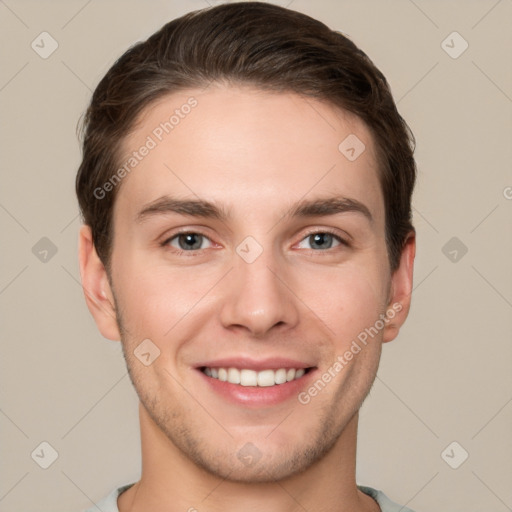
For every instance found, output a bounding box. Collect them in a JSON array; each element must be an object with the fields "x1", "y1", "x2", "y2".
[
  {"x1": 200, "y1": 366, "x2": 313, "y2": 387},
  {"x1": 195, "y1": 359, "x2": 317, "y2": 407}
]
